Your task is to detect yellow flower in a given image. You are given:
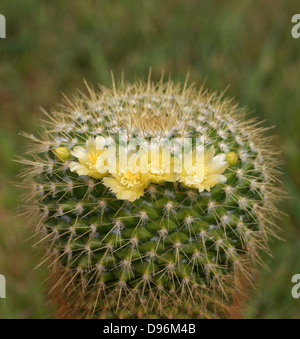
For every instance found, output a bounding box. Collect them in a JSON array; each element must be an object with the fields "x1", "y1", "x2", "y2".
[
  {"x1": 103, "y1": 167, "x2": 150, "y2": 202},
  {"x1": 178, "y1": 146, "x2": 228, "y2": 192},
  {"x1": 140, "y1": 144, "x2": 177, "y2": 184},
  {"x1": 69, "y1": 137, "x2": 109, "y2": 179},
  {"x1": 102, "y1": 147, "x2": 150, "y2": 201}
]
